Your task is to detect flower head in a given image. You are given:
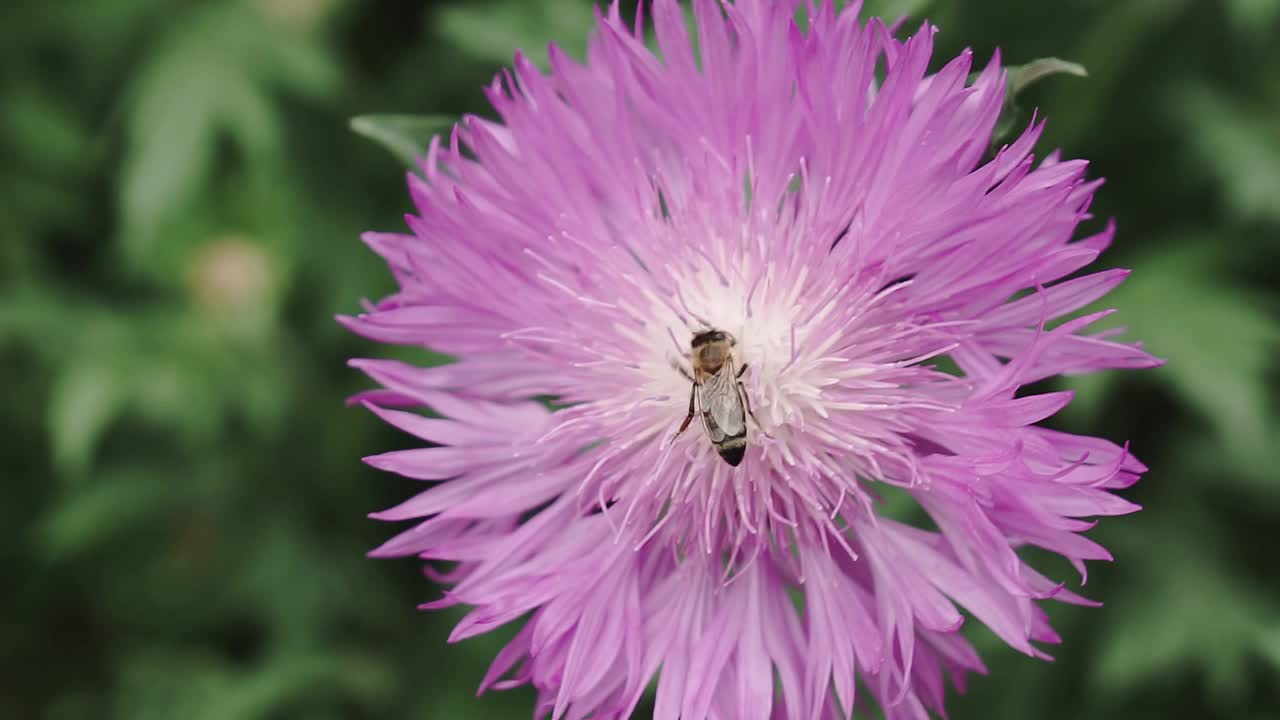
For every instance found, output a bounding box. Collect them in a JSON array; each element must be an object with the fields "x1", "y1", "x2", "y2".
[{"x1": 344, "y1": 1, "x2": 1159, "y2": 717}]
